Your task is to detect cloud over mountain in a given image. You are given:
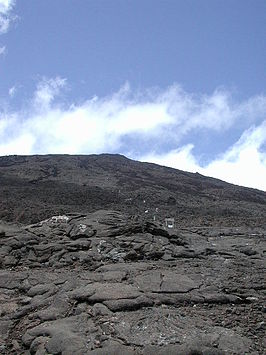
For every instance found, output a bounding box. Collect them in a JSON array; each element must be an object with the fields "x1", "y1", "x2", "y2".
[{"x1": 0, "y1": 76, "x2": 265, "y2": 190}]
